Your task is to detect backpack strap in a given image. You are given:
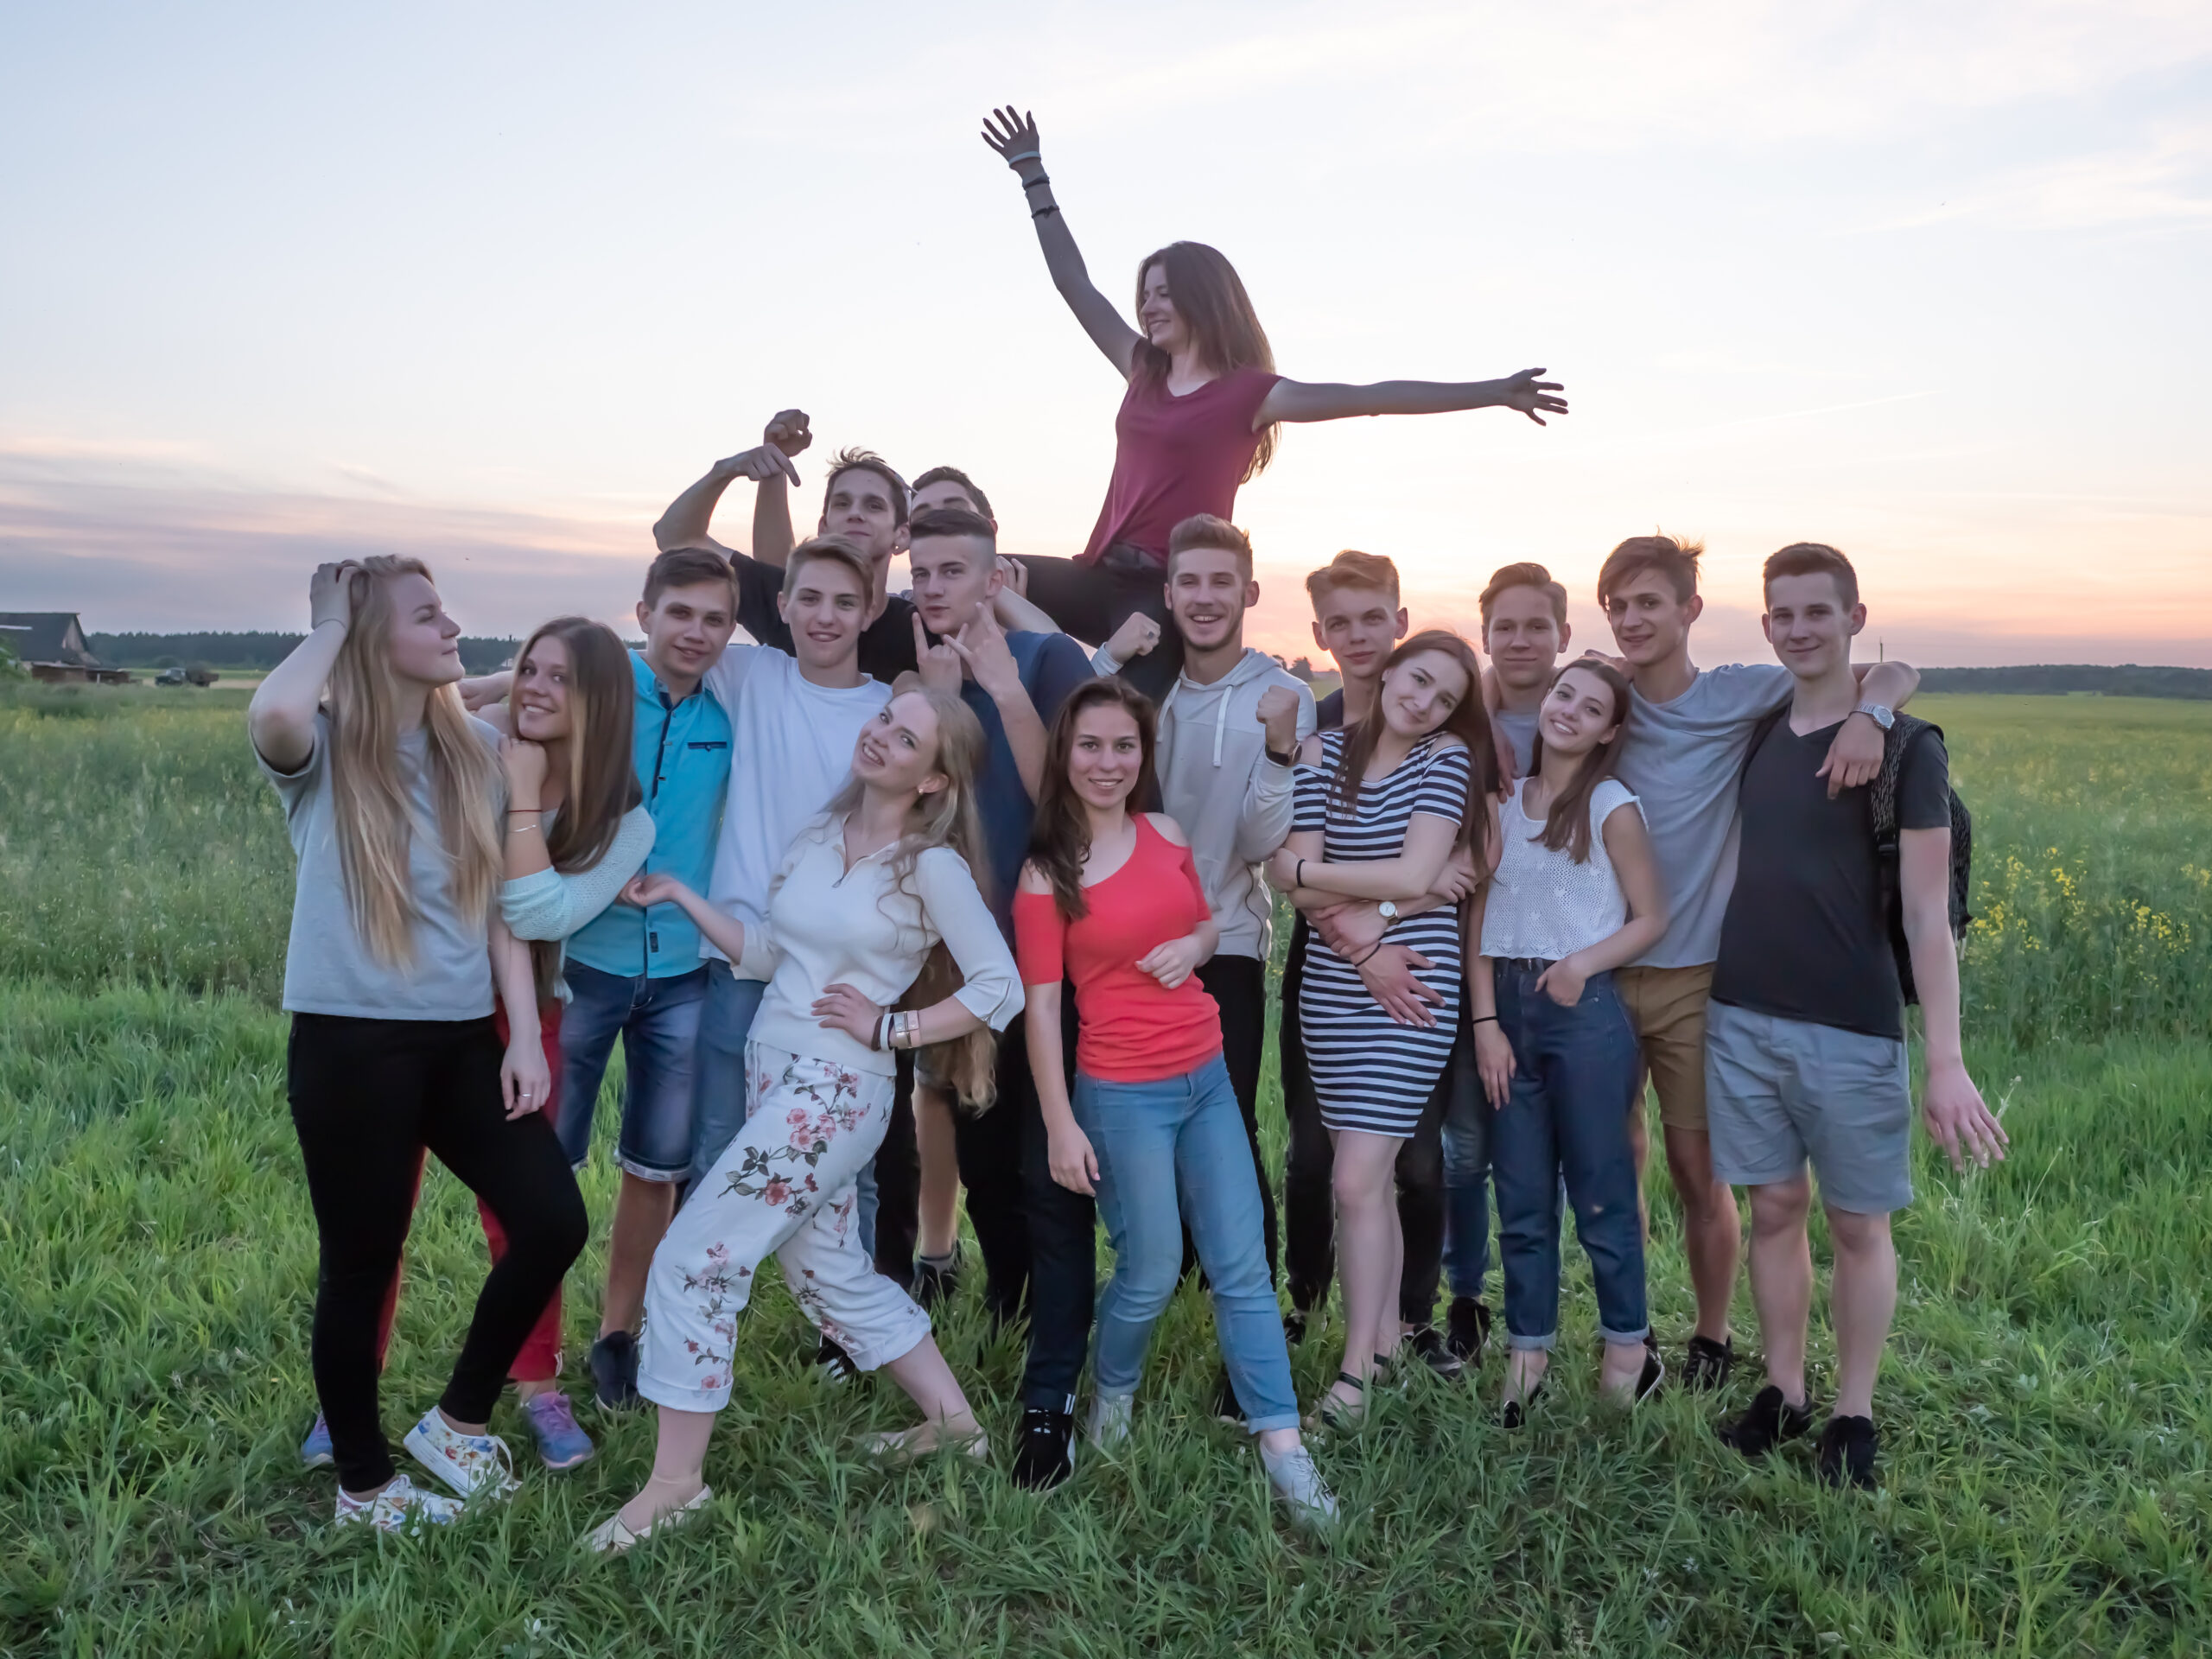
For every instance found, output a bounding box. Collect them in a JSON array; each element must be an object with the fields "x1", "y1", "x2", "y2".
[{"x1": 1871, "y1": 713, "x2": 1942, "y2": 854}]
